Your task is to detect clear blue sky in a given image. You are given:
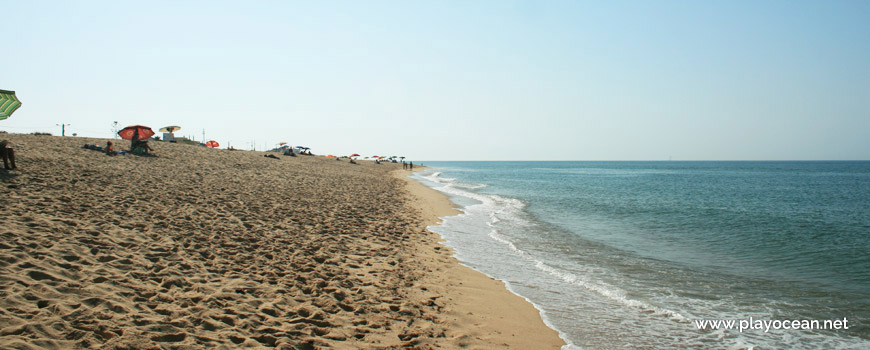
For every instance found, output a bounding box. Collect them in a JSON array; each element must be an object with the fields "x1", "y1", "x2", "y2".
[{"x1": 3, "y1": 0, "x2": 868, "y2": 160}]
